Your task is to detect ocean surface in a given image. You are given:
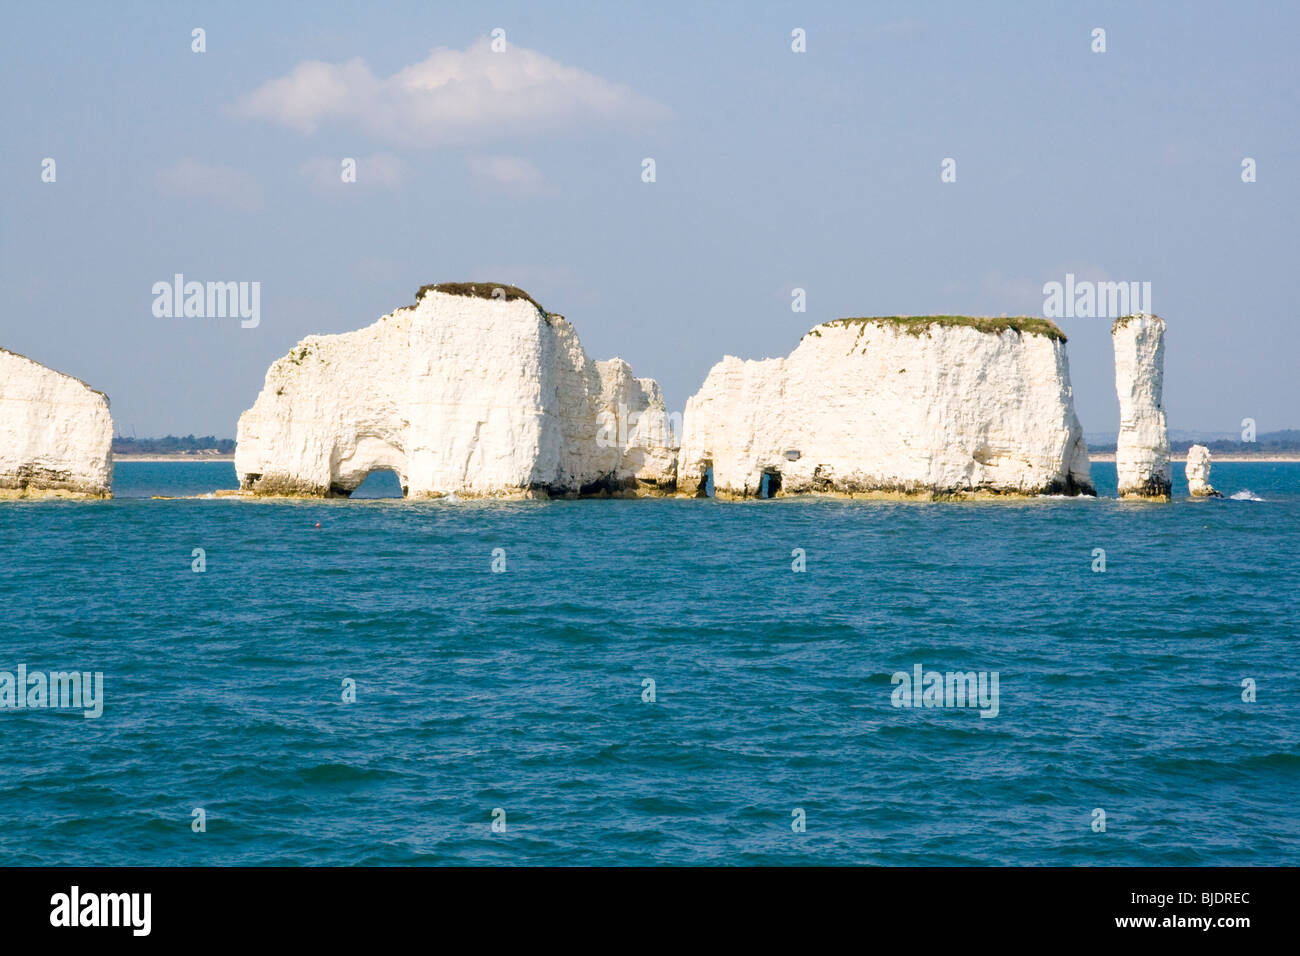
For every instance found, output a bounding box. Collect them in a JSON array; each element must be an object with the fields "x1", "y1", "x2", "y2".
[{"x1": 1, "y1": 460, "x2": 1297, "y2": 866}]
